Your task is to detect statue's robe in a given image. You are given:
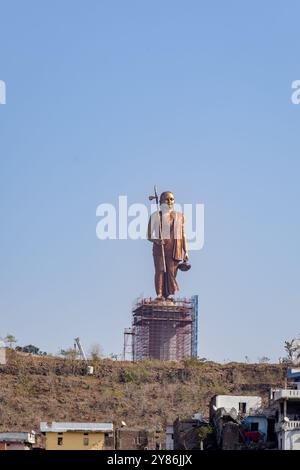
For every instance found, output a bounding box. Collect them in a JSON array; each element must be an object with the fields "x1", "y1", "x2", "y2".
[{"x1": 148, "y1": 211, "x2": 186, "y2": 296}]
